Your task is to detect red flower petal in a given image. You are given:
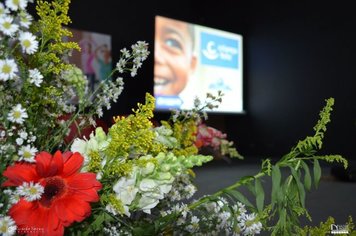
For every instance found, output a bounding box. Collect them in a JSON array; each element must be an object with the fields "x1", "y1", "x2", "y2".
[
  {"x1": 35, "y1": 151, "x2": 64, "y2": 177},
  {"x1": 54, "y1": 199, "x2": 76, "y2": 227},
  {"x1": 9, "y1": 199, "x2": 36, "y2": 225},
  {"x1": 73, "y1": 188, "x2": 100, "y2": 202},
  {"x1": 2, "y1": 163, "x2": 38, "y2": 187},
  {"x1": 54, "y1": 196, "x2": 90, "y2": 225},
  {"x1": 66, "y1": 196, "x2": 91, "y2": 218},
  {"x1": 47, "y1": 208, "x2": 61, "y2": 233},
  {"x1": 61, "y1": 152, "x2": 84, "y2": 177},
  {"x1": 67, "y1": 173, "x2": 101, "y2": 190},
  {"x1": 62, "y1": 151, "x2": 73, "y2": 163}
]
